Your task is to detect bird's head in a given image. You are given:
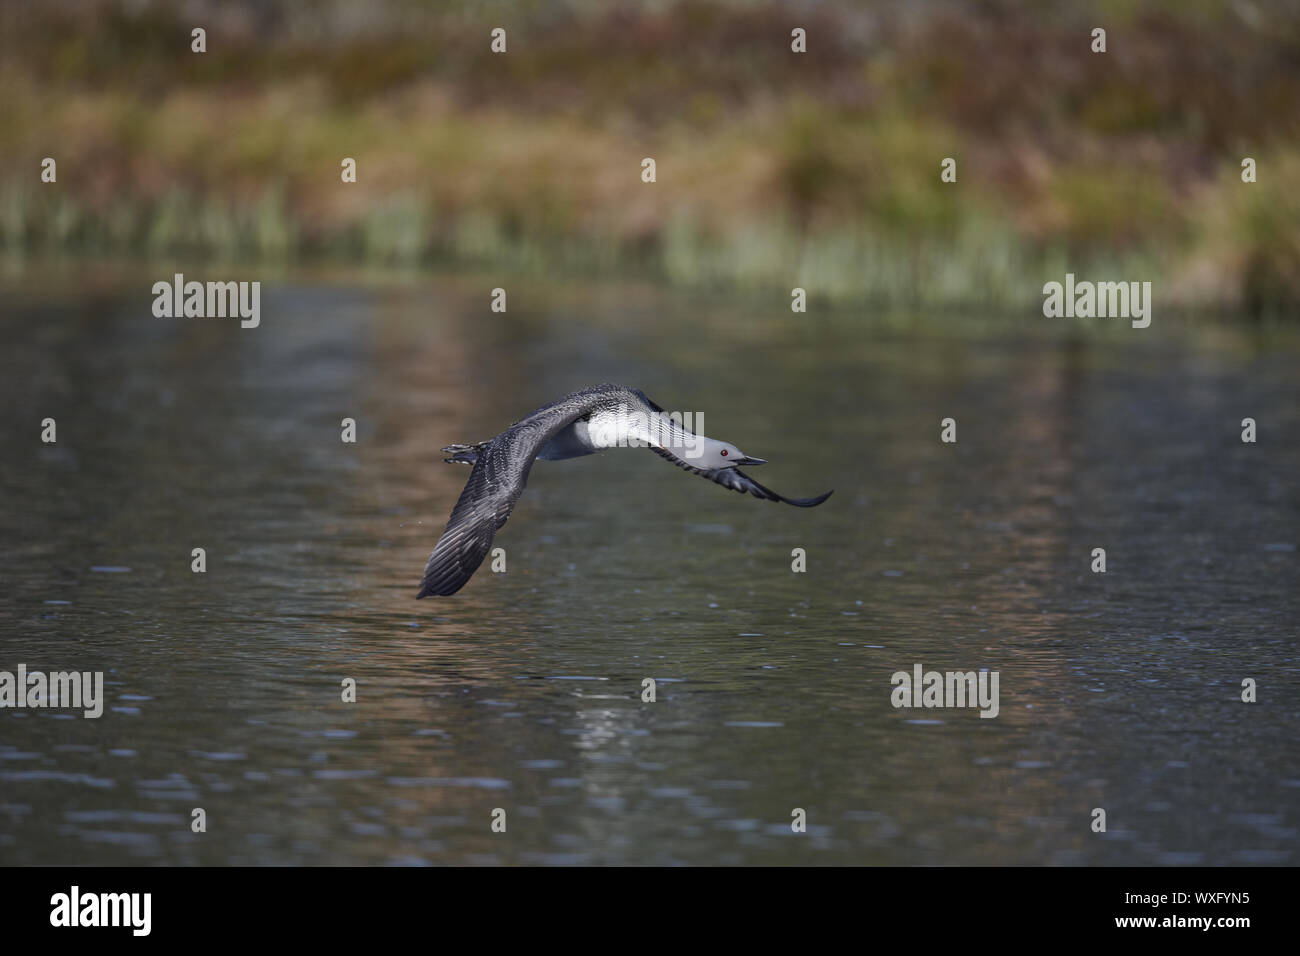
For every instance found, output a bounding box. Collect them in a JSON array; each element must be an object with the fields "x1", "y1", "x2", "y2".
[{"x1": 695, "y1": 437, "x2": 766, "y2": 470}]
